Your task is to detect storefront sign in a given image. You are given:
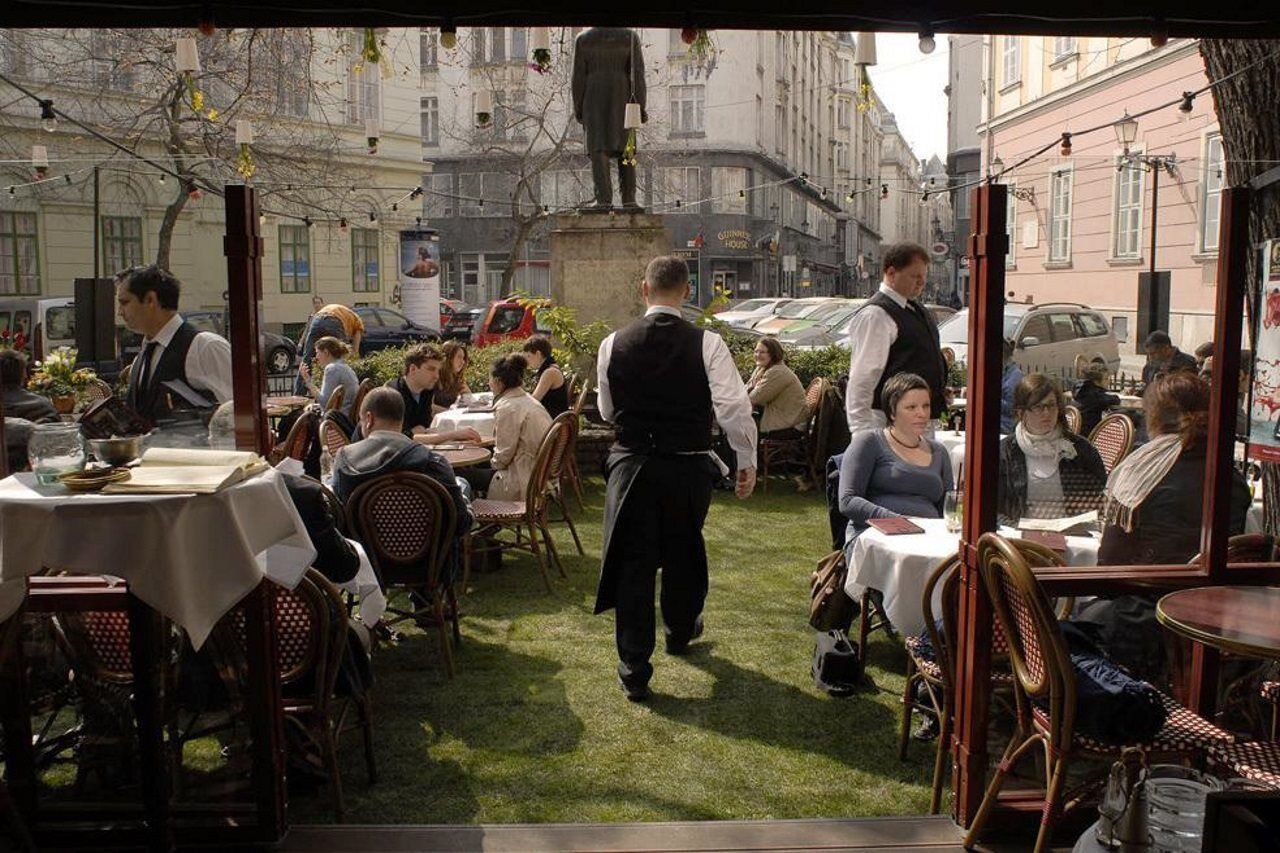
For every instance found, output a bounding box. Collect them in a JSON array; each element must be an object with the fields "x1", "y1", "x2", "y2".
[
  {"x1": 1248, "y1": 238, "x2": 1280, "y2": 461},
  {"x1": 717, "y1": 229, "x2": 751, "y2": 250}
]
